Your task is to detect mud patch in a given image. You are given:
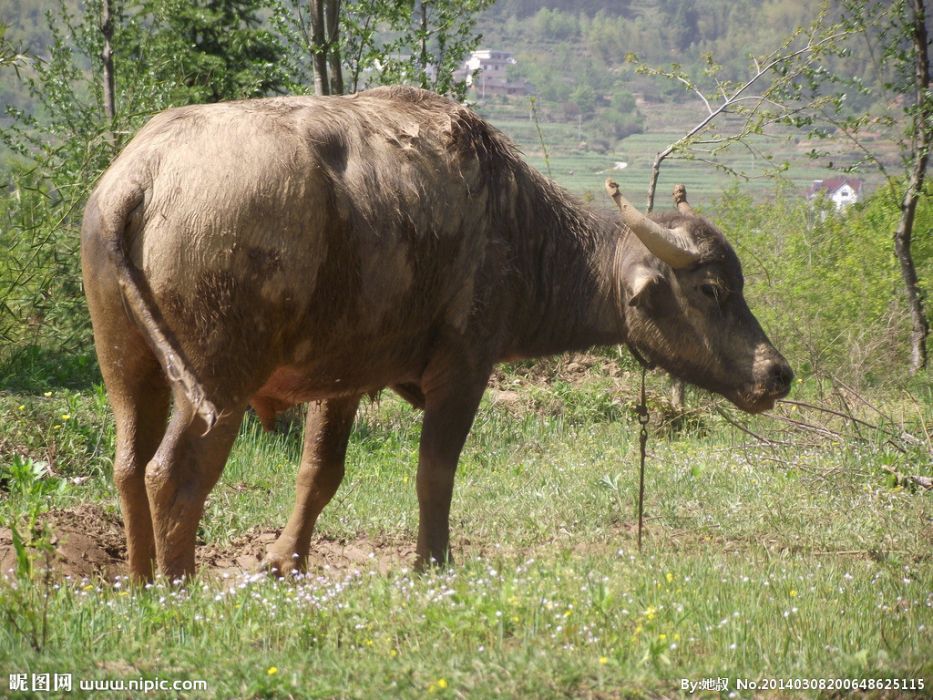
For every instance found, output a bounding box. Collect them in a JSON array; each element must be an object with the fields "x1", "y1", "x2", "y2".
[
  {"x1": 199, "y1": 528, "x2": 417, "y2": 579},
  {"x1": 0, "y1": 504, "x2": 126, "y2": 581},
  {"x1": 0, "y1": 506, "x2": 418, "y2": 582}
]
